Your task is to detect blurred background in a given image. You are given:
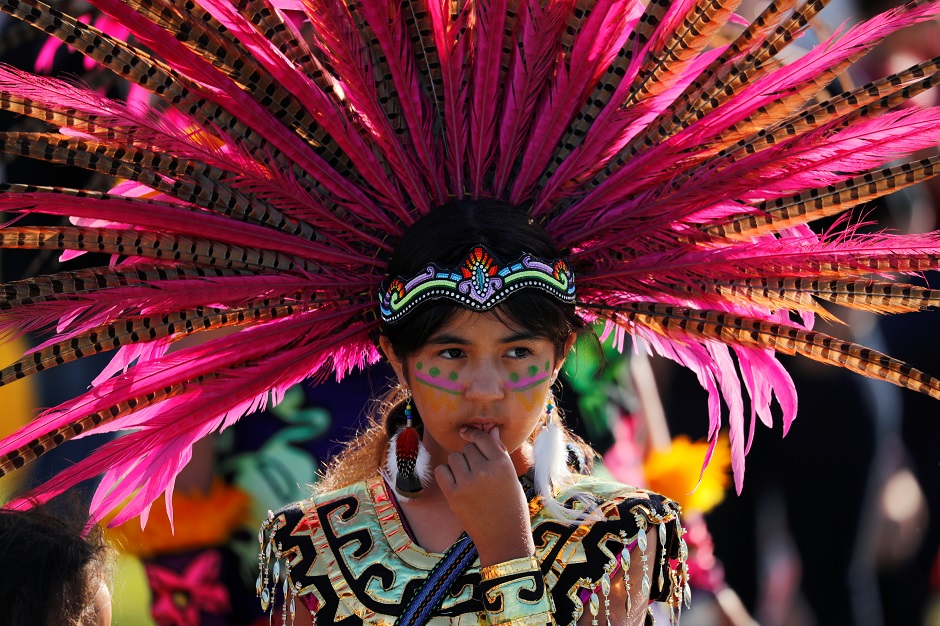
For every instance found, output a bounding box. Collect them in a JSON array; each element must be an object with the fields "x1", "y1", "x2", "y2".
[{"x1": 0, "y1": 0, "x2": 937, "y2": 624}]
